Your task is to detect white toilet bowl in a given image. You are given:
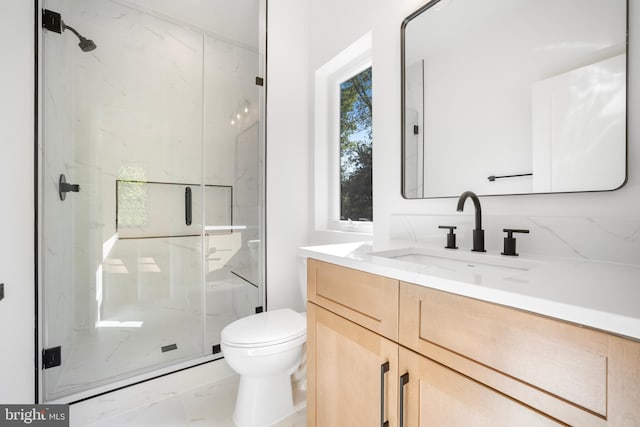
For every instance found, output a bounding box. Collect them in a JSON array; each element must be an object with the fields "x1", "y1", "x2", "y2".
[{"x1": 221, "y1": 308, "x2": 306, "y2": 427}]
